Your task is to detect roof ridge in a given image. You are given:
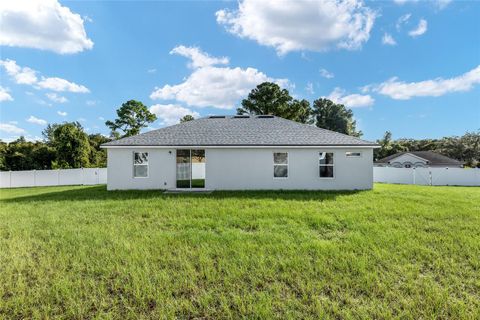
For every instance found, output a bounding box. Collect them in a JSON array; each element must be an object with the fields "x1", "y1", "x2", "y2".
[{"x1": 274, "y1": 116, "x2": 376, "y2": 145}]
